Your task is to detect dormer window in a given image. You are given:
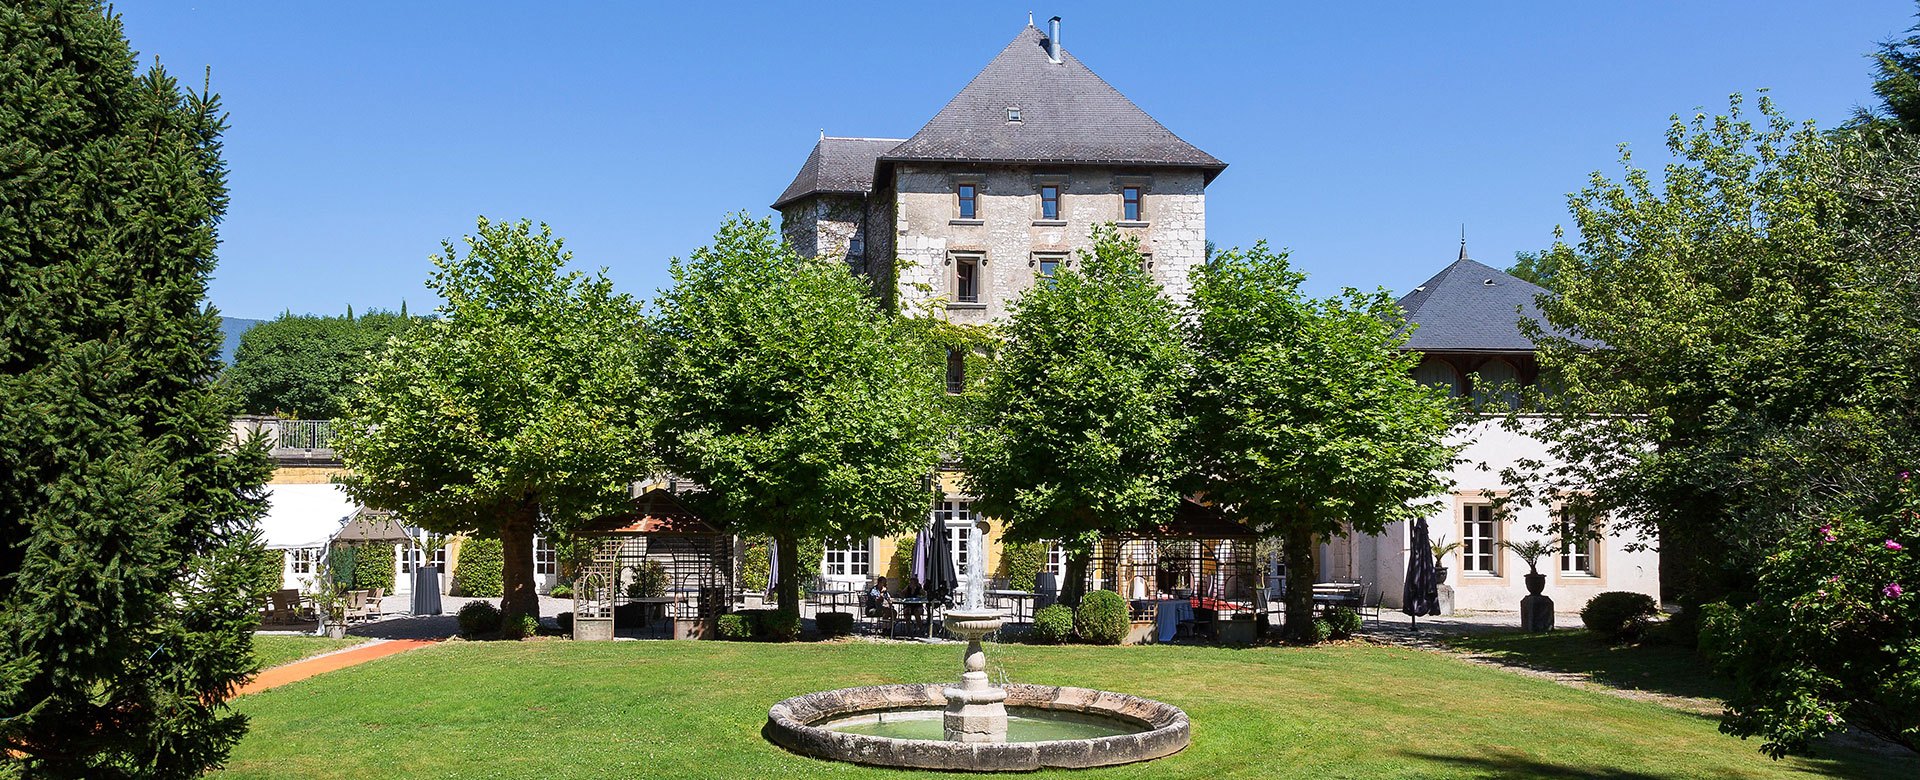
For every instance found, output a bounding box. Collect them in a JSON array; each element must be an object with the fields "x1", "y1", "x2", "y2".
[{"x1": 1007, "y1": 106, "x2": 1022, "y2": 123}]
